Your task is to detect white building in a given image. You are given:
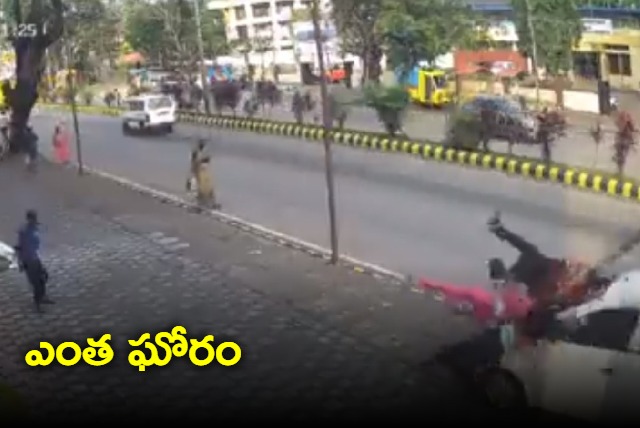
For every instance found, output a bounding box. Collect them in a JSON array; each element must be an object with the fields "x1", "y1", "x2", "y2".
[{"x1": 207, "y1": 0, "x2": 337, "y2": 67}]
